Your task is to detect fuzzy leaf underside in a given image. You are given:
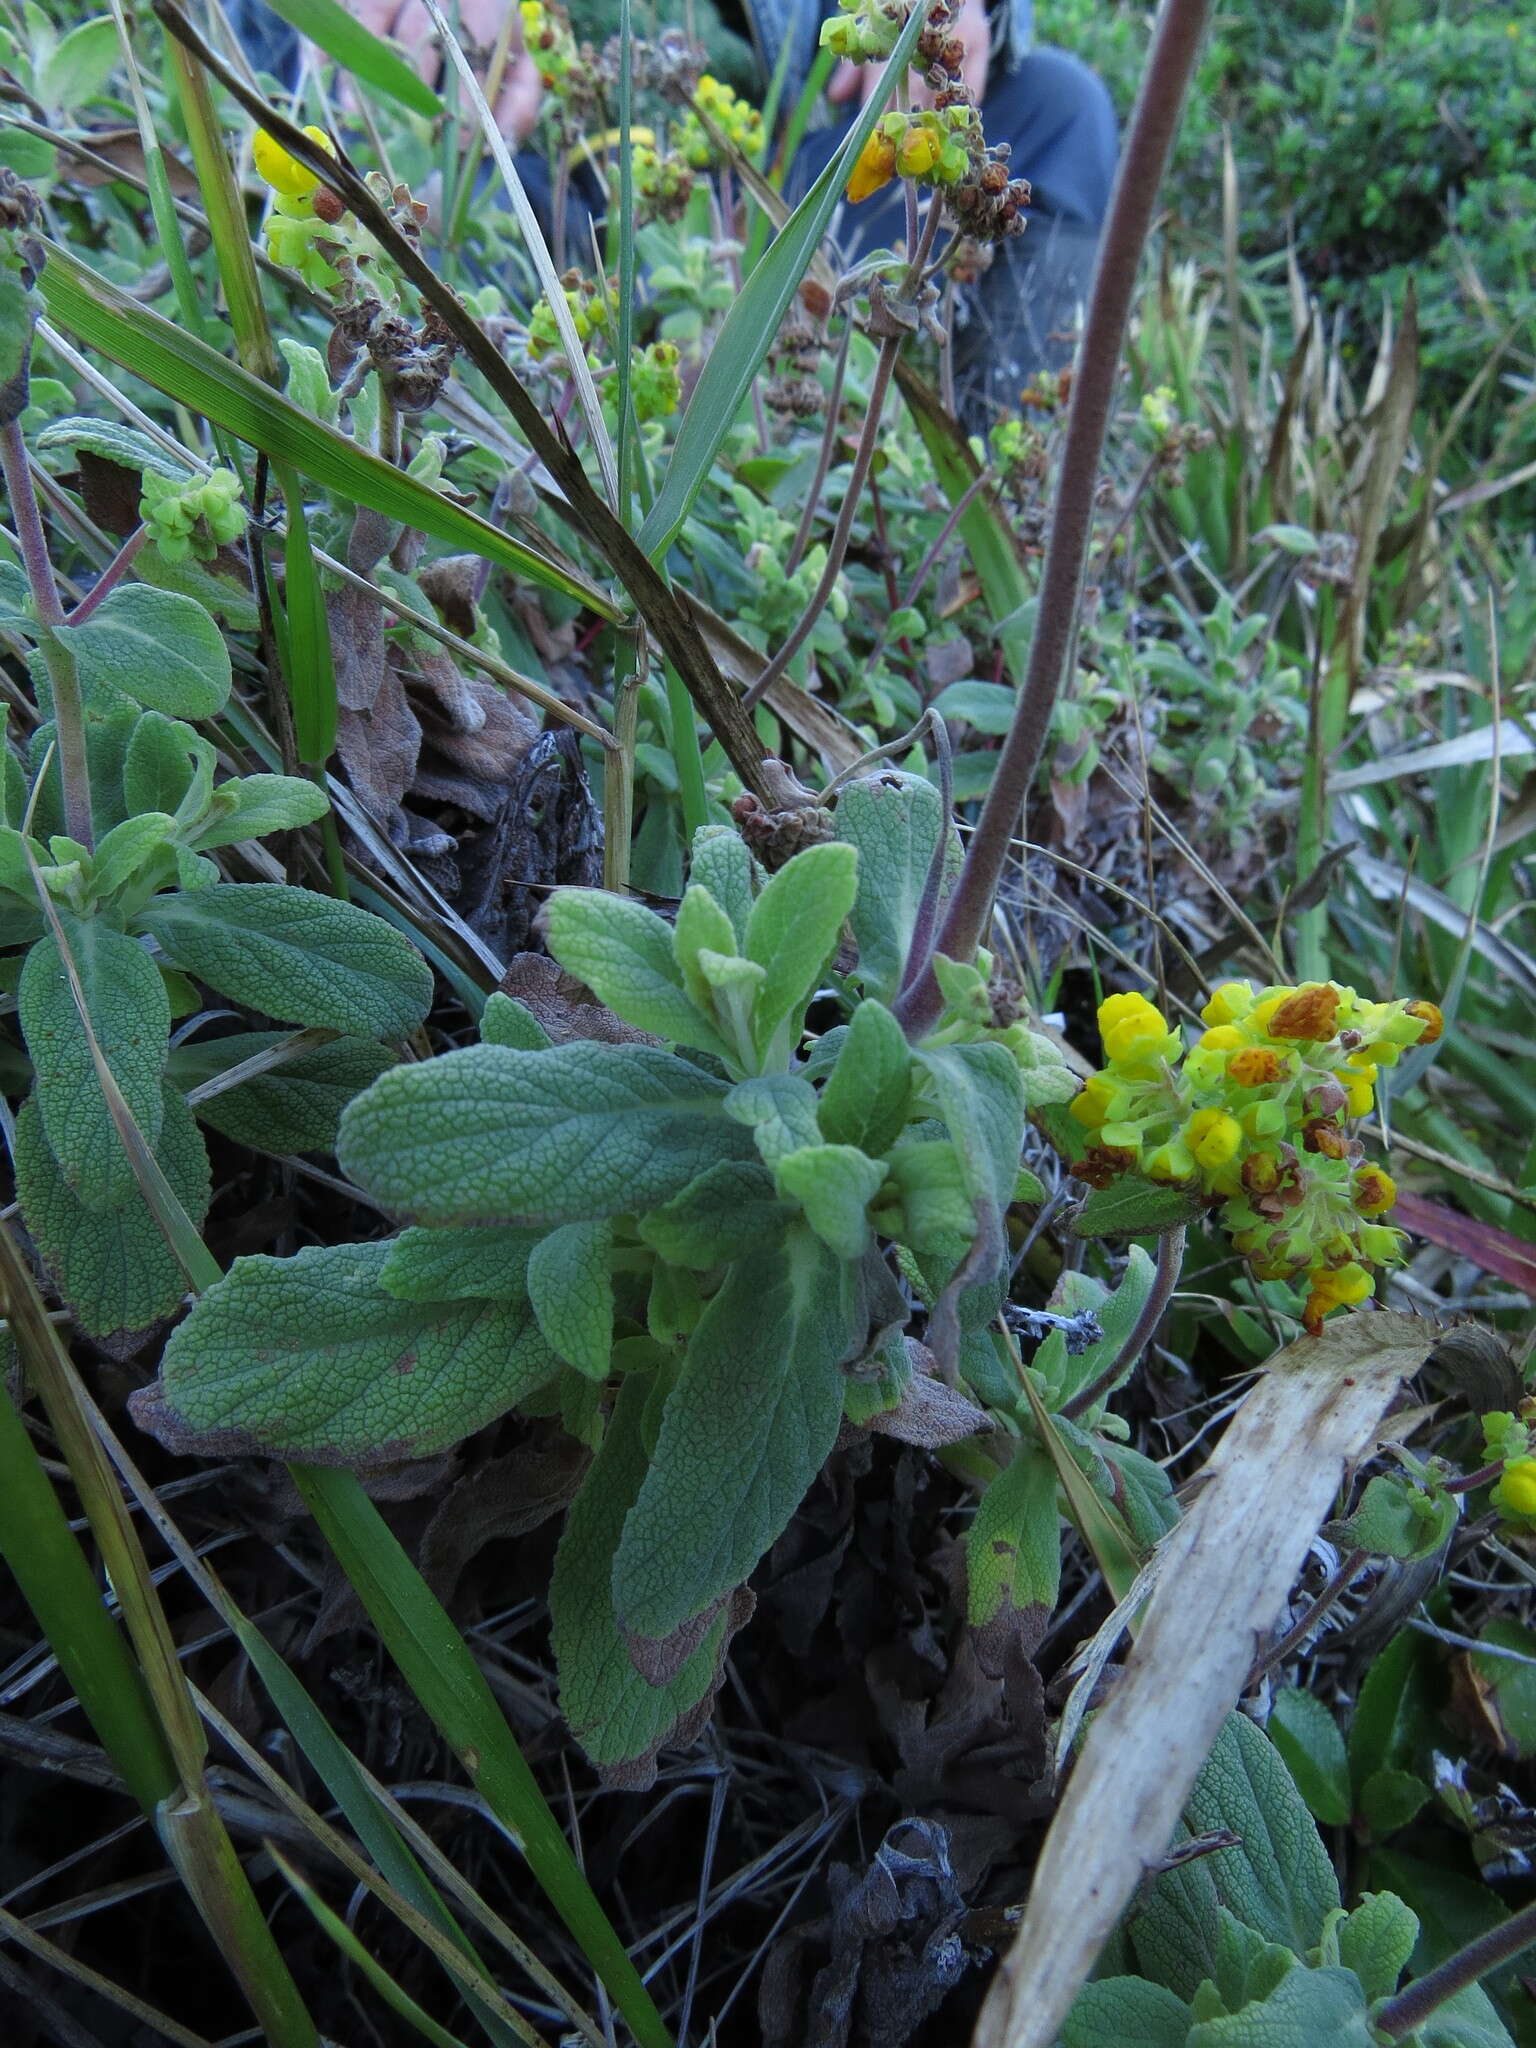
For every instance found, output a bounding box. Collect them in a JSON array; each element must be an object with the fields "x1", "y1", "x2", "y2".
[
  {"x1": 19, "y1": 915, "x2": 170, "y2": 1211},
  {"x1": 145, "y1": 1240, "x2": 561, "y2": 1462},
  {"x1": 15, "y1": 1087, "x2": 209, "y2": 1335},
  {"x1": 834, "y1": 771, "x2": 959, "y2": 1003},
  {"x1": 339, "y1": 1043, "x2": 753, "y2": 1225},
  {"x1": 612, "y1": 1231, "x2": 861, "y2": 1645},
  {"x1": 137, "y1": 884, "x2": 433, "y2": 1038},
  {"x1": 56, "y1": 583, "x2": 232, "y2": 719}
]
